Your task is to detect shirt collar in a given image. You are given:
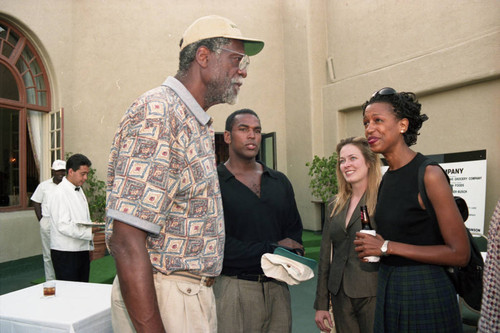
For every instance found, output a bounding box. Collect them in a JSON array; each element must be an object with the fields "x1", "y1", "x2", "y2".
[
  {"x1": 218, "y1": 164, "x2": 233, "y2": 182},
  {"x1": 218, "y1": 161, "x2": 275, "y2": 182},
  {"x1": 162, "y1": 76, "x2": 211, "y2": 126},
  {"x1": 259, "y1": 162, "x2": 276, "y2": 178},
  {"x1": 62, "y1": 177, "x2": 79, "y2": 190}
]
